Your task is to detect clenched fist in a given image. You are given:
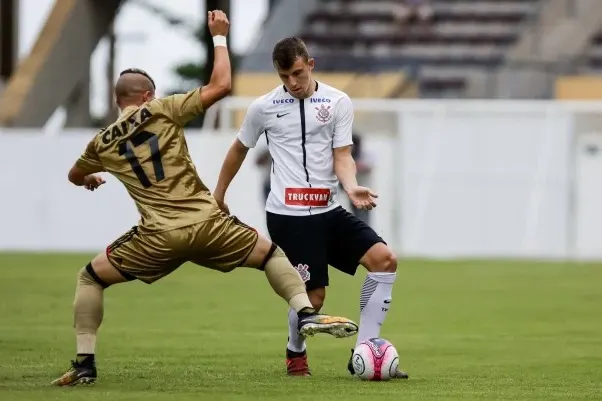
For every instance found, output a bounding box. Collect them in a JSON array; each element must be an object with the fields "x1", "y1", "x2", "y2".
[
  {"x1": 208, "y1": 10, "x2": 230, "y2": 37},
  {"x1": 83, "y1": 175, "x2": 106, "y2": 192}
]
